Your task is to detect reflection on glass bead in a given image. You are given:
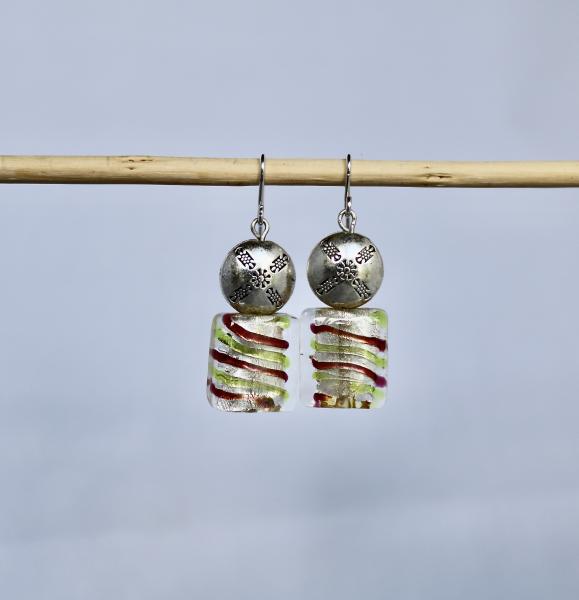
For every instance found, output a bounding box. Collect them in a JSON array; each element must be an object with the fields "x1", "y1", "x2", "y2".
[
  {"x1": 301, "y1": 308, "x2": 388, "y2": 409},
  {"x1": 207, "y1": 312, "x2": 298, "y2": 412}
]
